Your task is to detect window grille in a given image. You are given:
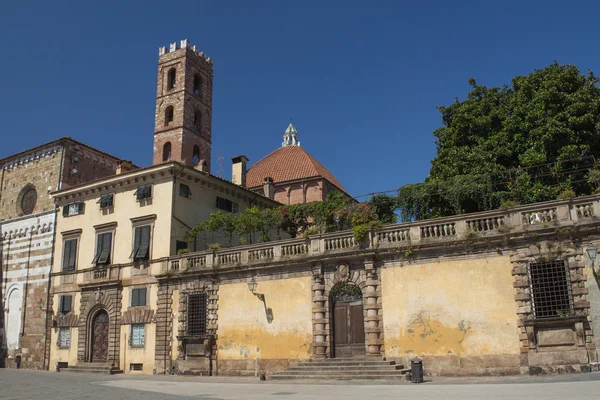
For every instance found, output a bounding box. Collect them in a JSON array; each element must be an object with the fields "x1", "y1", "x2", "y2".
[
  {"x1": 98, "y1": 194, "x2": 114, "y2": 209},
  {"x1": 58, "y1": 328, "x2": 70, "y2": 348},
  {"x1": 186, "y1": 293, "x2": 207, "y2": 336},
  {"x1": 130, "y1": 324, "x2": 145, "y2": 347},
  {"x1": 528, "y1": 259, "x2": 574, "y2": 319},
  {"x1": 131, "y1": 288, "x2": 147, "y2": 307},
  {"x1": 59, "y1": 295, "x2": 72, "y2": 314},
  {"x1": 62, "y1": 239, "x2": 78, "y2": 271},
  {"x1": 134, "y1": 185, "x2": 152, "y2": 201},
  {"x1": 130, "y1": 363, "x2": 143, "y2": 371}
]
